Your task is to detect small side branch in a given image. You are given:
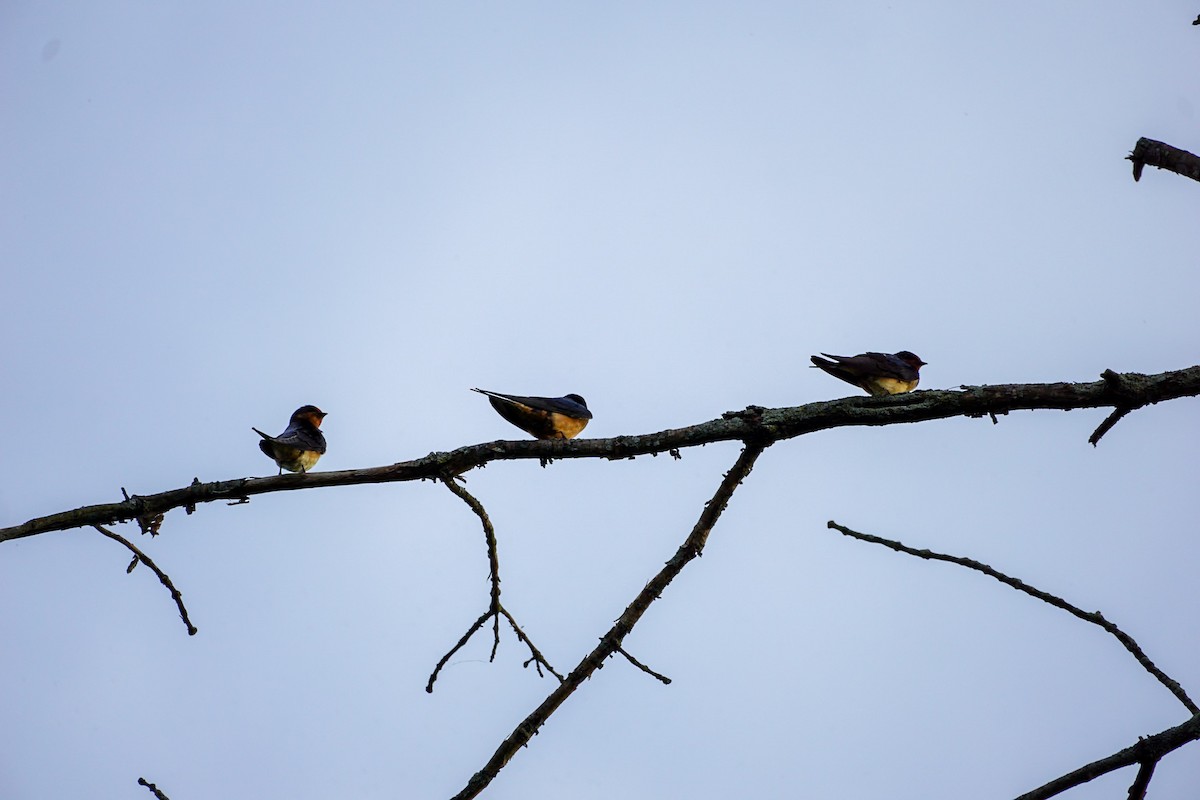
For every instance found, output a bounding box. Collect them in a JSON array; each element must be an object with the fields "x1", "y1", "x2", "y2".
[
  {"x1": 137, "y1": 777, "x2": 171, "y2": 800},
  {"x1": 499, "y1": 607, "x2": 560, "y2": 679},
  {"x1": 441, "y1": 477, "x2": 502, "y2": 613},
  {"x1": 1089, "y1": 369, "x2": 1144, "y2": 446},
  {"x1": 426, "y1": 610, "x2": 493, "y2": 693},
  {"x1": 616, "y1": 646, "x2": 672, "y2": 685},
  {"x1": 825, "y1": 522, "x2": 1197, "y2": 715},
  {"x1": 94, "y1": 525, "x2": 197, "y2": 636},
  {"x1": 1088, "y1": 406, "x2": 1132, "y2": 446},
  {"x1": 1014, "y1": 713, "x2": 1200, "y2": 800},
  {"x1": 427, "y1": 478, "x2": 561, "y2": 693},
  {"x1": 451, "y1": 441, "x2": 766, "y2": 800},
  {"x1": 1127, "y1": 137, "x2": 1200, "y2": 183}
]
